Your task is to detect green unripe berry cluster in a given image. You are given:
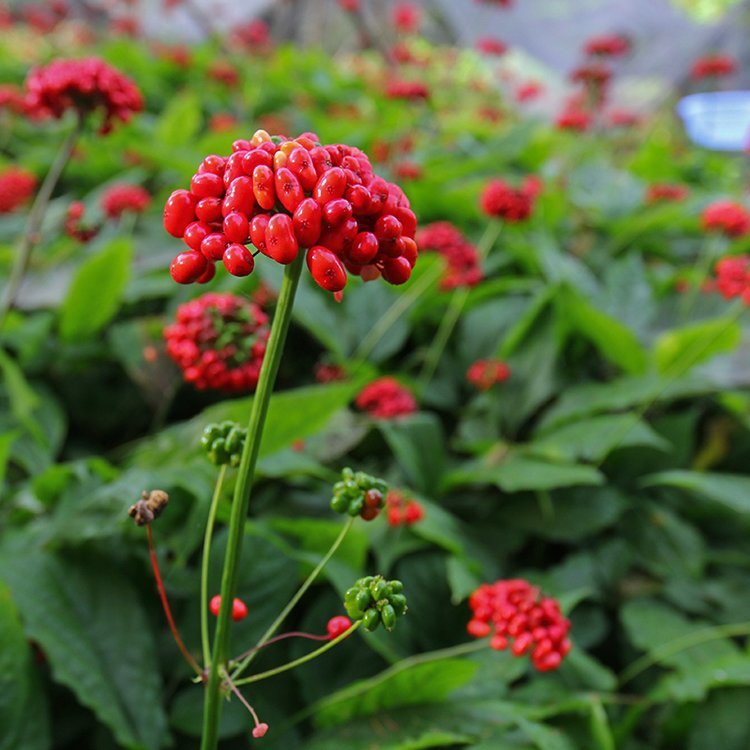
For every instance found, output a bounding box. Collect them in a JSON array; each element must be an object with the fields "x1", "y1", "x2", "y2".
[
  {"x1": 344, "y1": 575, "x2": 407, "y2": 632},
  {"x1": 200, "y1": 421, "x2": 247, "y2": 466},
  {"x1": 331, "y1": 467, "x2": 388, "y2": 520}
]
